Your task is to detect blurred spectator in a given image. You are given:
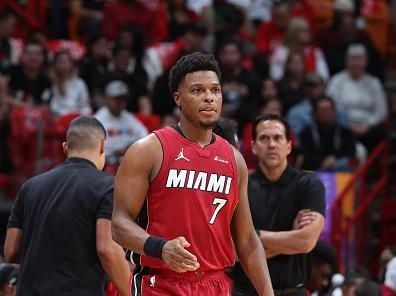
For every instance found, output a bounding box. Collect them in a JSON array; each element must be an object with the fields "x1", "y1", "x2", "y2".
[
  {"x1": 79, "y1": 34, "x2": 109, "y2": 110},
  {"x1": 213, "y1": 0, "x2": 247, "y2": 41},
  {"x1": 213, "y1": 117, "x2": 238, "y2": 147},
  {"x1": 316, "y1": 0, "x2": 385, "y2": 81},
  {"x1": 299, "y1": 96, "x2": 356, "y2": 172},
  {"x1": 44, "y1": 51, "x2": 91, "y2": 117},
  {"x1": 355, "y1": 280, "x2": 382, "y2": 296},
  {"x1": 0, "y1": 263, "x2": 14, "y2": 295},
  {"x1": 307, "y1": 241, "x2": 337, "y2": 296},
  {"x1": 289, "y1": 0, "x2": 315, "y2": 31},
  {"x1": 382, "y1": 257, "x2": 396, "y2": 296},
  {"x1": 167, "y1": 0, "x2": 199, "y2": 40},
  {"x1": 270, "y1": 17, "x2": 329, "y2": 81},
  {"x1": 277, "y1": 51, "x2": 306, "y2": 113},
  {"x1": 240, "y1": 0, "x2": 273, "y2": 26},
  {"x1": 6, "y1": 266, "x2": 17, "y2": 296},
  {"x1": 160, "y1": 113, "x2": 178, "y2": 128},
  {"x1": 0, "y1": 75, "x2": 13, "y2": 174},
  {"x1": 7, "y1": 40, "x2": 50, "y2": 107},
  {"x1": 152, "y1": 23, "x2": 208, "y2": 116},
  {"x1": 255, "y1": 0, "x2": 290, "y2": 56},
  {"x1": 102, "y1": 0, "x2": 167, "y2": 44},
  {"x1": 117, "y1": 24, "x2": 162, "y2": 87},
  {"x1": 326, "y1": 44, "x2": 387, "y2": 151},
  {"x1": 69, "y1": 0, "x2": 107, "y2": 40},
  {"x1": 105, "y1": 43, "x2": 148, "y2": 112},
  {"x1": 216, "y1": 37, "x2": 260, "y2": 130},
  {"x1": 379, "y1": 246, "x2": 396, "y2": 282},
  {"x1": 0, "y1": 11, "x2": 18, "y2": 73},
  {"x1": 342, "y1": 266, "x2": 371, "y2": 296},
  {"x1": 133, "y1": 96, "x2": 161, "y2": 132},
  {"x1": 95, "y1": 80, "x2": 148, "y2": 166},
  {"x1": 286, "y1": 73, "x2": 348, "y2": 138}
]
